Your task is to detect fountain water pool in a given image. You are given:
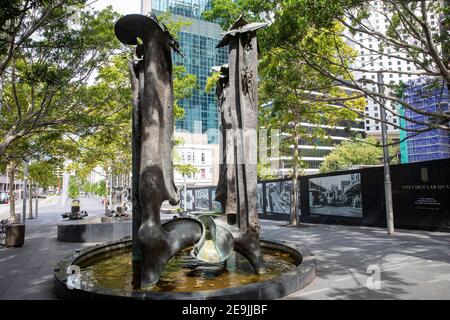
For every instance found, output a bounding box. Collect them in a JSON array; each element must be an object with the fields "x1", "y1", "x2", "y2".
[{"x1": 53, "y1": 239, "x2": 316, "y2": 300}]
